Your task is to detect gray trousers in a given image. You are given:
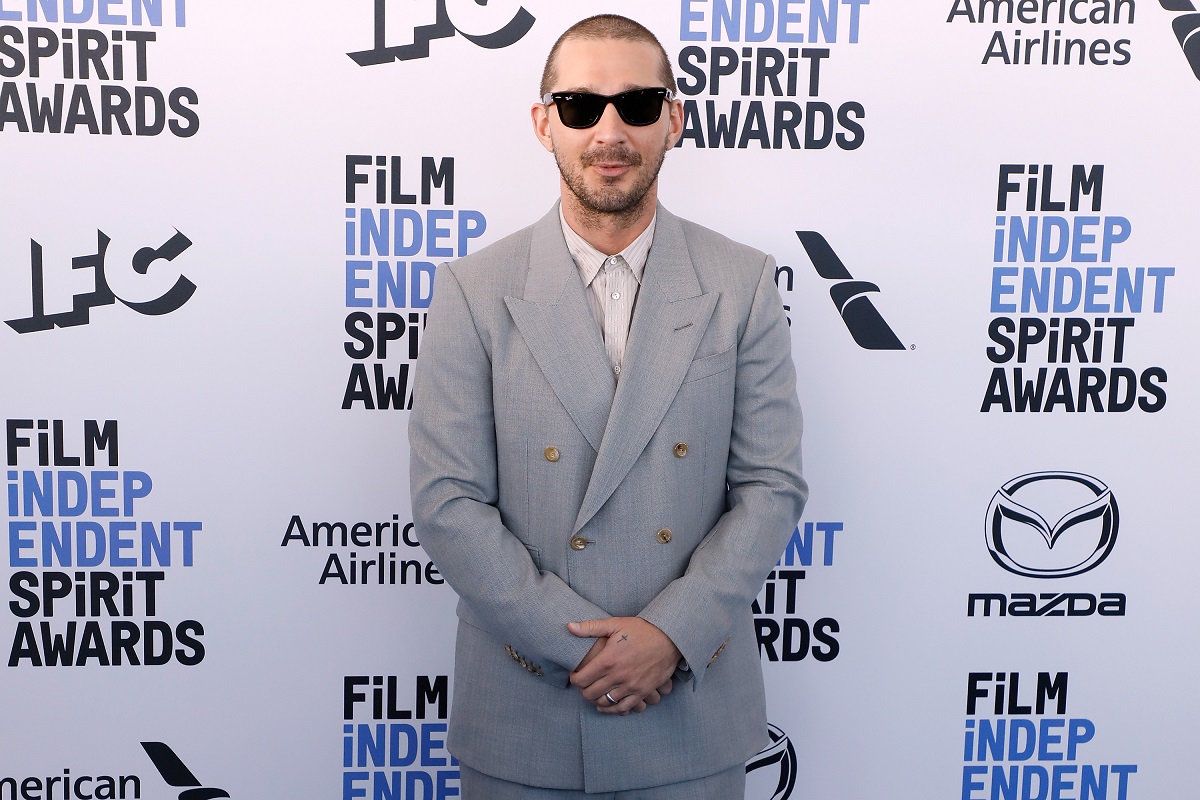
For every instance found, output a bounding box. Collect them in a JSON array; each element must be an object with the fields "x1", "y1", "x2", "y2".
[{"x1": 459, "y1": 762, "x2": 746, "y2": 799}]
